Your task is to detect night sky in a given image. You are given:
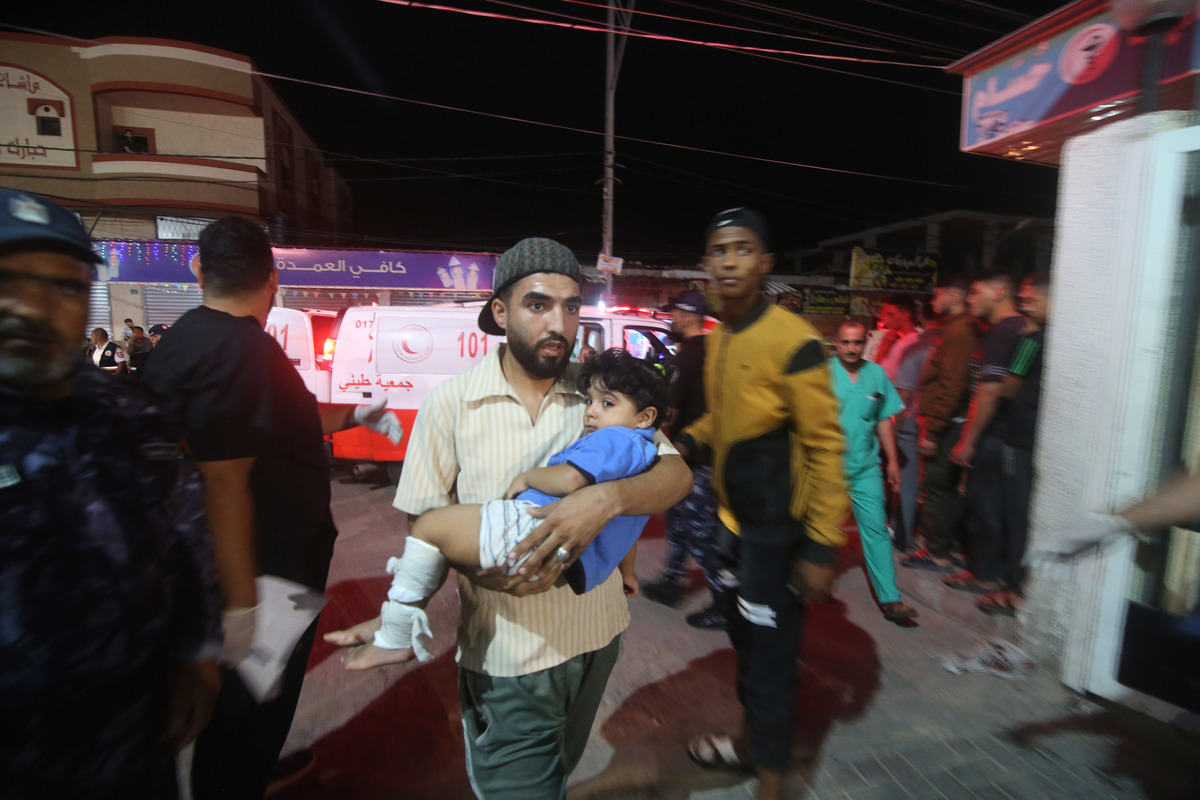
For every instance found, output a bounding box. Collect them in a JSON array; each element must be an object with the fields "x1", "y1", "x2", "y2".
[{"x1": 3, "y1": 1, "x2": 1065, "y2": 263}]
